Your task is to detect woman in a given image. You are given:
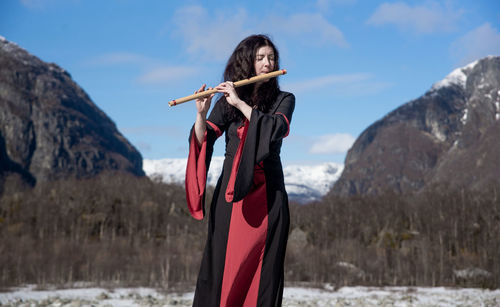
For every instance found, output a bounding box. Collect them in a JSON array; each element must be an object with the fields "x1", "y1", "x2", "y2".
[{"x1": 185, "y1": 34, "x2": 295, "y2": 307}]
